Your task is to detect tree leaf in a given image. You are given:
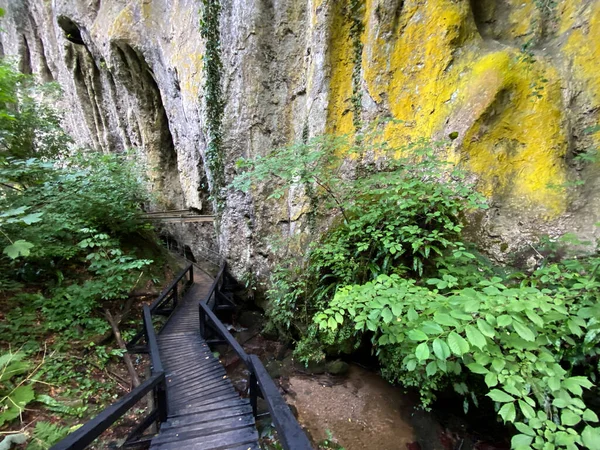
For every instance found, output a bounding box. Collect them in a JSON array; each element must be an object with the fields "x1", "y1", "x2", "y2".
[
  {"x1": 487, "y1": 389, "x2": 514, "y2": 403},
  {"x1": 513, "y1": 321, "x2": 535, "y2": 342},
  {"x1": 525, "y1": 310, "x2": 544, "y2": 328},
  {"x1": 582, "y1": 426, "x2": 600, "y2": 450},
  {"x1": 518, "y1": 400, "x2": 536, "y2": 419},
  {"x1": 3, "y1": 240, "x2": 34, "y2": 259},
  {"x1": 433, "y1": 312, "x2": 459, "y2": 327},
  {"x1": 0, "y1": 385, "x2": 35, "y2": 426},
  {"x1": 498, "y1": 402, "x2": 516, "y2": 423},
  {"x1": 327, "y1": 317, "x2": 338, "y2": 330},
  {"x1": 381, "y1": 307, "x2": 393, "y2": 324},
  {"x1": 467, "y1": 363, "x2": 488, "y2": 374},
  {"x1": 408, "y1": 329, "x2": 428, "y2": 342},
  {"x1": 432, "y1": 338, "x2": 451, "y2": 361},
  {"x1": 583, "y1": 409, "x2": 599, "y2": 423},
  {"x1": 415, "y1": 342, "x2": 430, "y2": 361},
  {"x1": 515, "y1": 421, "x2": 535, "y2": 436},
  {"x1": 447, "y1": 332, "x2": 470, "y2": 356},
  {"x1": 426, "y1": 361, "x2": 437, "y2": 376},
  {"x1": 497, "y1": 315, "x2": 513, "y2": 327},
  {"x1": 477, "y1": 319, "x2": 495, "y2": 337},
  {"x1": 485, "y1": 372, "x2": 498, "y2": 387},
  {"x1": 560, "y1": 410, "x2": 581, "y2": 427},
  {"x1": 465, "y1": 325, "x2": 487, "y2": 350},
  {"x1": 511, "y1": 434, "x2": 533, "y2": 449}
]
